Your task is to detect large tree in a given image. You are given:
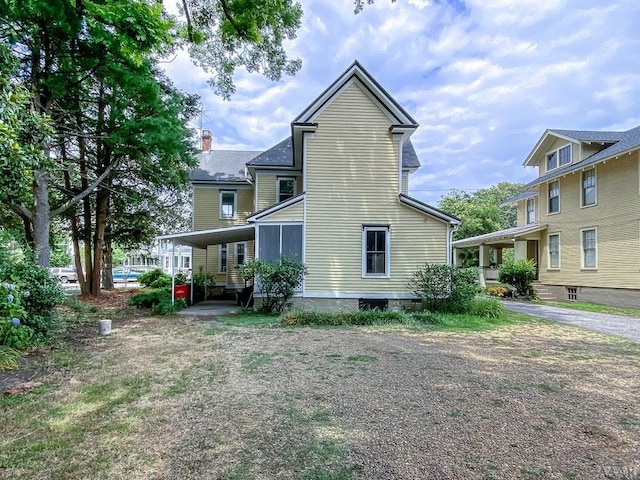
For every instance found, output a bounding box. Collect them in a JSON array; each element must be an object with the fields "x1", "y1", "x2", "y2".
[{"x1": 0, "y1": 0, "x2": 304, "y2": 295}]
